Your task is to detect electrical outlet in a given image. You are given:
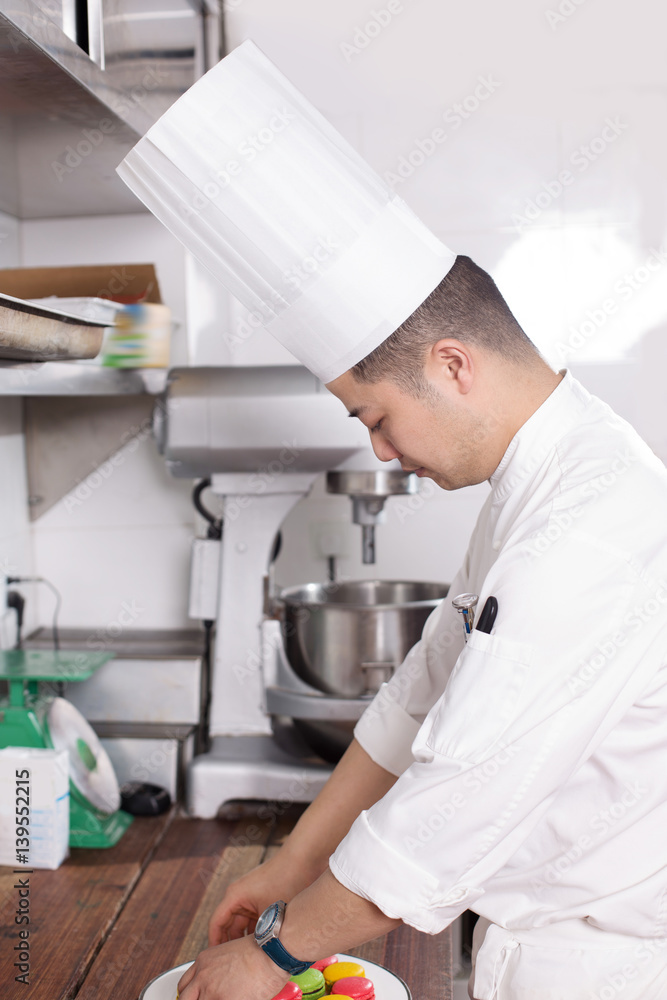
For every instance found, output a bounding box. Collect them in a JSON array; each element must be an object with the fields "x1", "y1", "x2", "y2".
[{"x1": 310, "y1": 520, "x2": 350, "y2": 559}]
